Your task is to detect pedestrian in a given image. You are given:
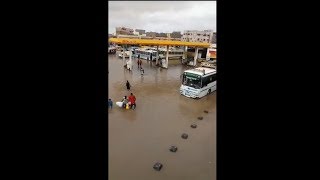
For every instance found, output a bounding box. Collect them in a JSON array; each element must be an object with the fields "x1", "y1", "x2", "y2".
[
  {"x1": 108, "y1": 99, "x2": 113, "y2": 109},
  {"x1": 122, "y1": 96, "x2": 128, "y2": 108},
  {"x1": 128, "y1": 93, "x2": 136, "y2": 109},
  {"x1": 139, "y1": 54, "x2": 141, "y2": 65},
  {"x1": 137, "y1": 54, "x2": 140, "y2": 68},
  {"x1": 126, "y1": 80, "x2": 131, "y2": 91}
]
